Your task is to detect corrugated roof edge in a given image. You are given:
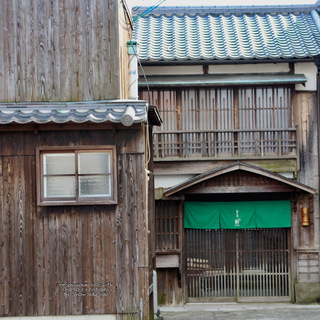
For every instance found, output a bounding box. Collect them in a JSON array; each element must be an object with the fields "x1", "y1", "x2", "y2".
[
  {"x1": 132, "y1": 2, "x2": 320, "y2": 16},
  {"x1": 0, "y1": 100, "x2": 150, "y2": 126},
  {"x1": 0, "y1": 100, "x2": 147, "y2": 109}
]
